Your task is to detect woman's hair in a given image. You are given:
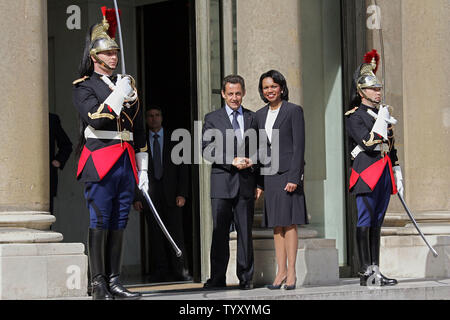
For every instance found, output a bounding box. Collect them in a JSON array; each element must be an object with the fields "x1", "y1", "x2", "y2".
[{"x1": 258, "y1": 70, "x2": 289, "y2": 103}]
